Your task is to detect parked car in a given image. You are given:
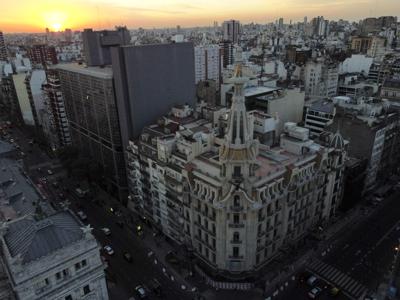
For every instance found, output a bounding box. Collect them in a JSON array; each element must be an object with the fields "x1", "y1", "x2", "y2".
[
  {"x1": 308, "y1": 287, "x2": 322, "y2": 299},
  {"x1": 103, "y1": 245, "x2": 114, "y2": 255},
  {"x1": 77, "y1": 211, "x2": 88, "y2": 221},
  {"x1": 307, "y1": 275, "x2": 318, "y2": 287},
  {"x1": 102, "y1": 228, "x2": 111, "y2": 236},
  {"x1": 135, "y1": 285, "x2": 147, "y2": 299}
]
